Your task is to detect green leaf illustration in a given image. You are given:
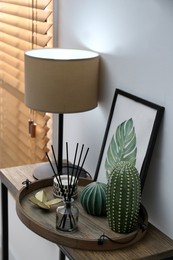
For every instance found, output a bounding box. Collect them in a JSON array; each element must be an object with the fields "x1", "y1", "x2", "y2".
[{"x1": 105, "y1": 118, "x2": 137, "y2": 179}]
